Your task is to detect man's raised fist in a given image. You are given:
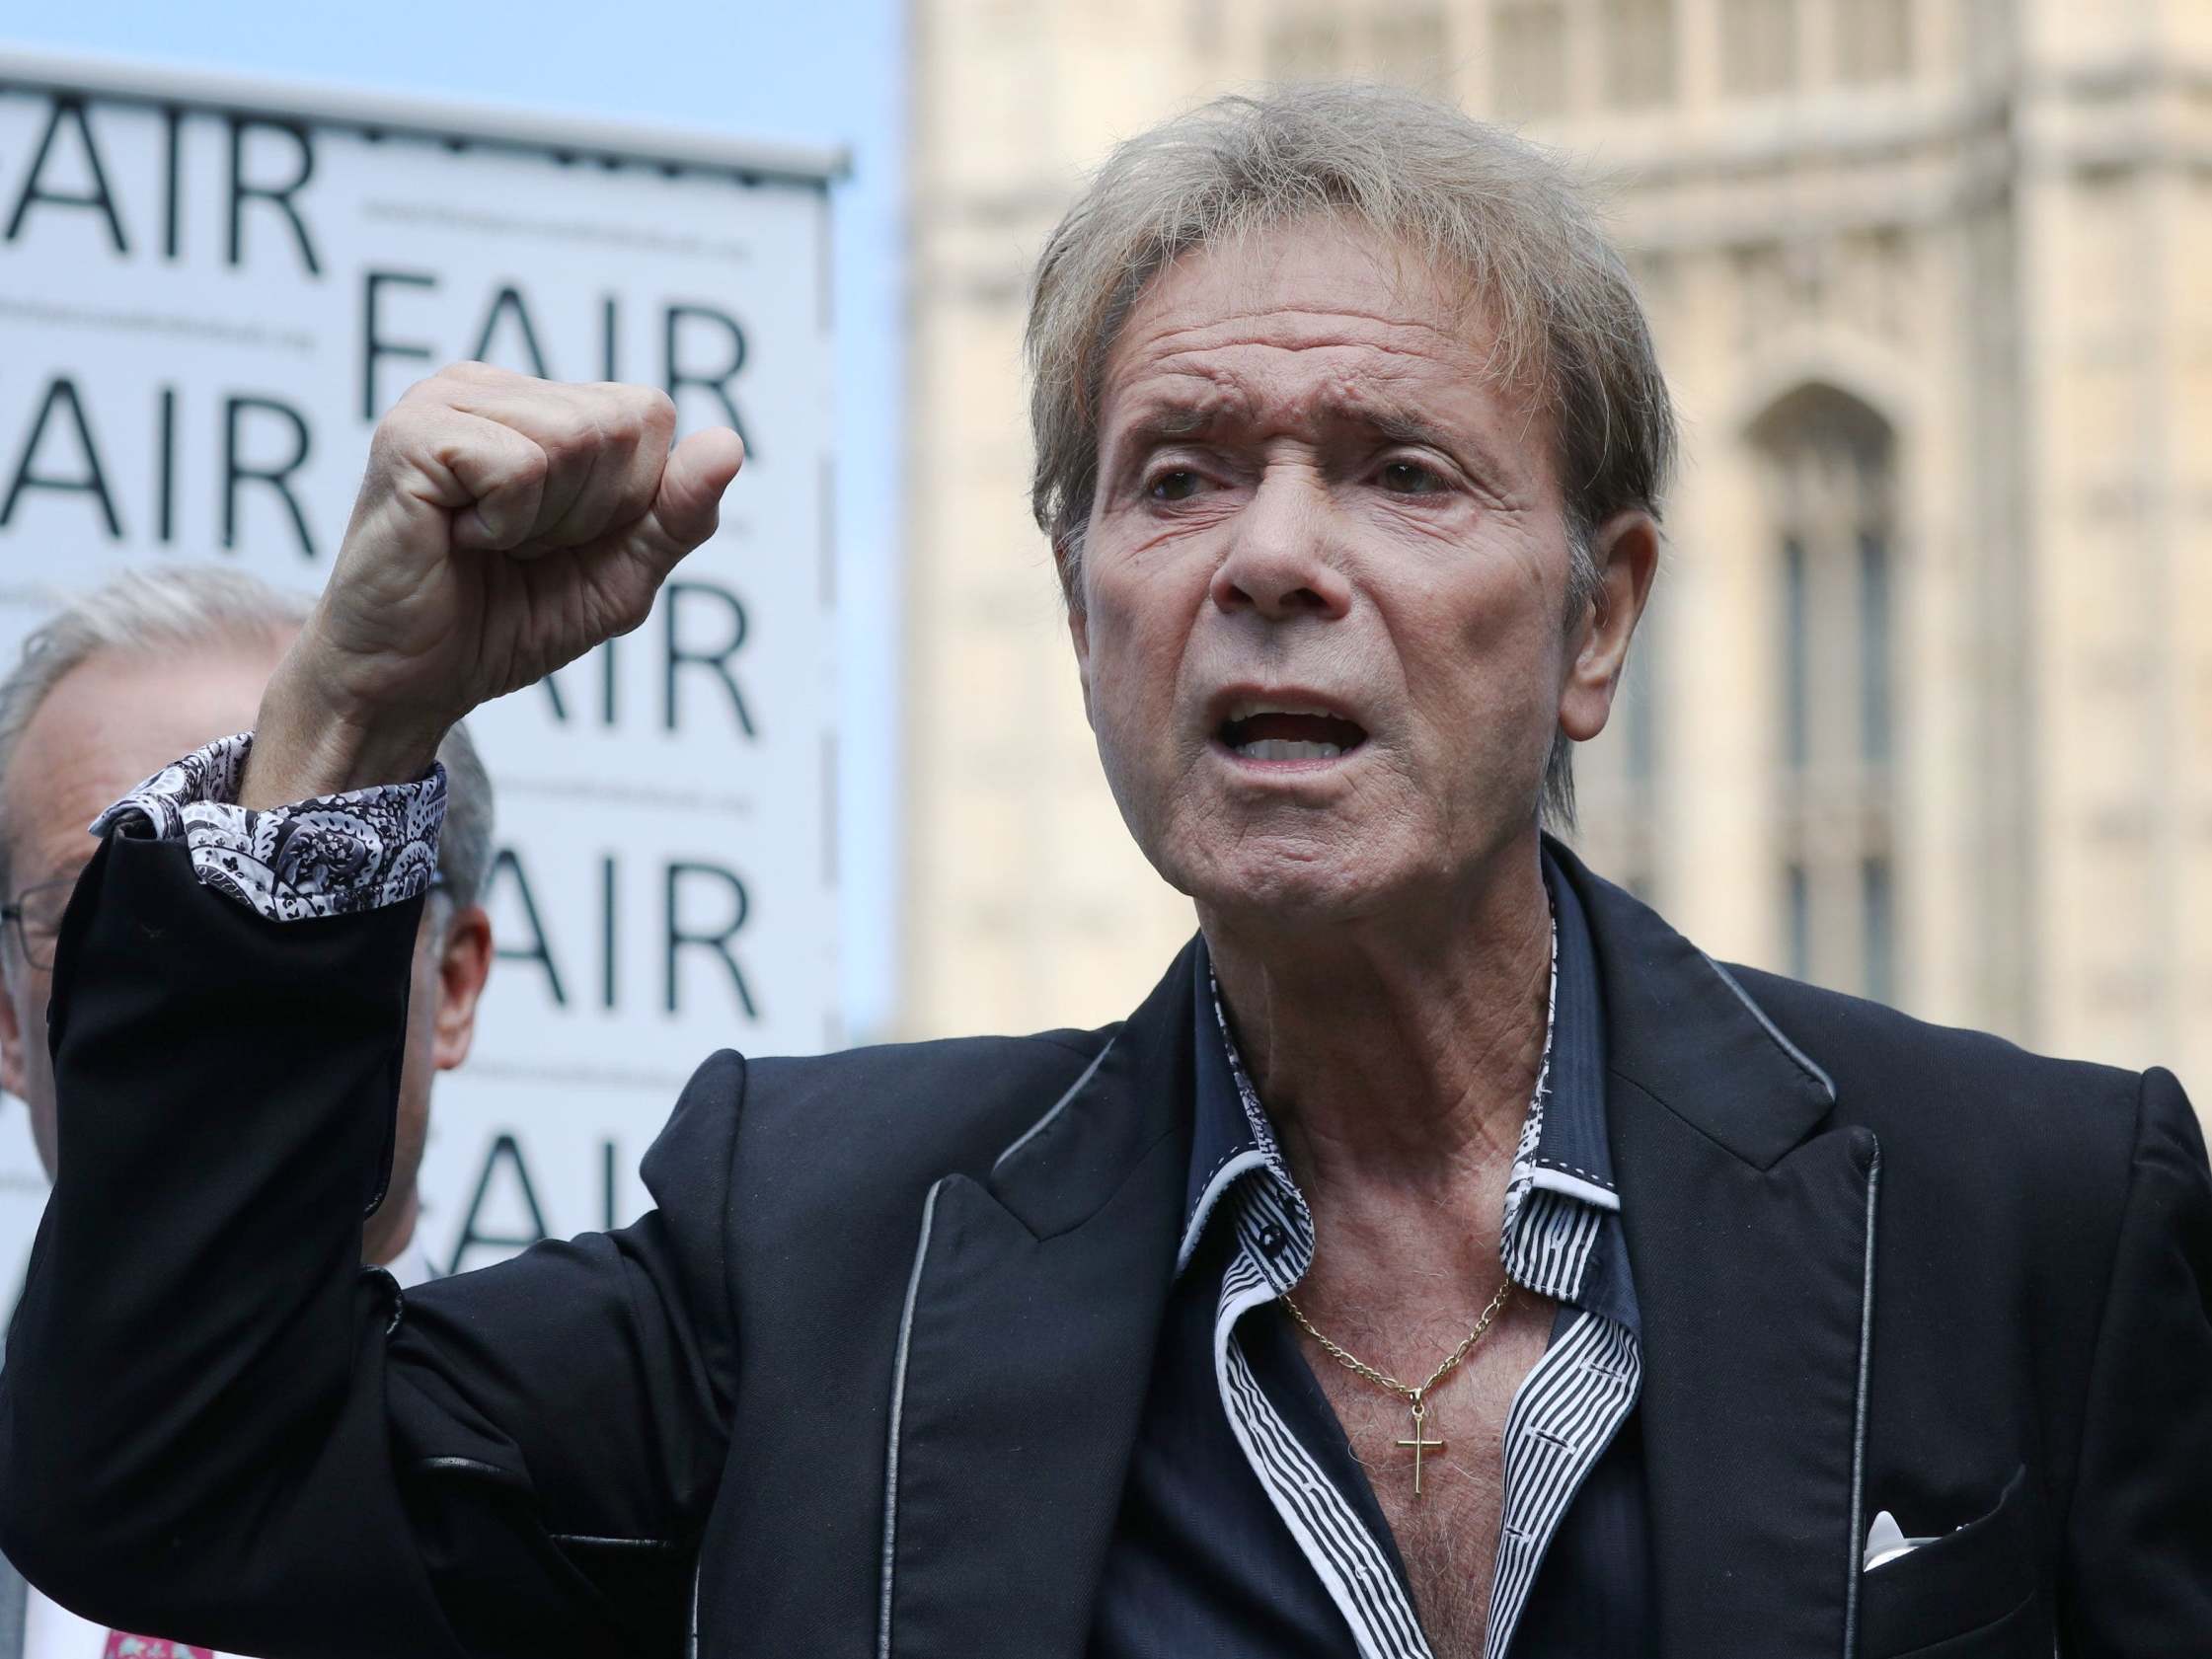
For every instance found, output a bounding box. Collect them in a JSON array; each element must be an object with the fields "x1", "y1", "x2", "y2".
[{"x1": 242, "y1": 363, "x2": 745, "y2": 807}]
